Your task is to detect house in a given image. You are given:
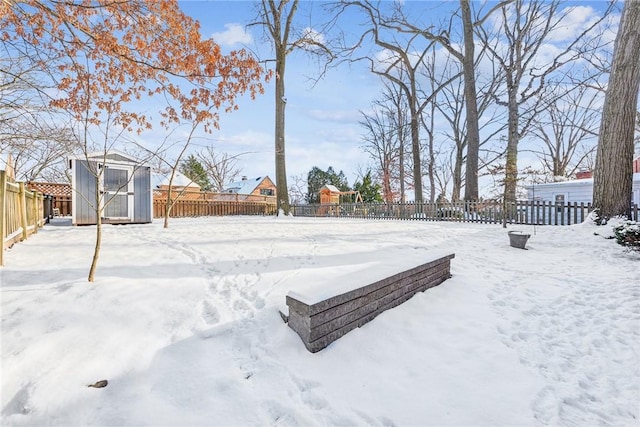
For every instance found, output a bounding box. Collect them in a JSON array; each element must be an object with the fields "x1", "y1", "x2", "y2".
[
  {"x1": 220, "y1": 176, "x2": 276, "y2": 201},
  {"x1": 152, "y1": 172, "x2": 203, "y2": 200},
  {"x1": 526, "y1": 156, "x2": 640, "y2": 206},
  {"x1": 153, "y1": 171, "x2": 201, "y2": 192},
  {"x1": 69, "y1": 151, "x2": 152, "y2": 225}
]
